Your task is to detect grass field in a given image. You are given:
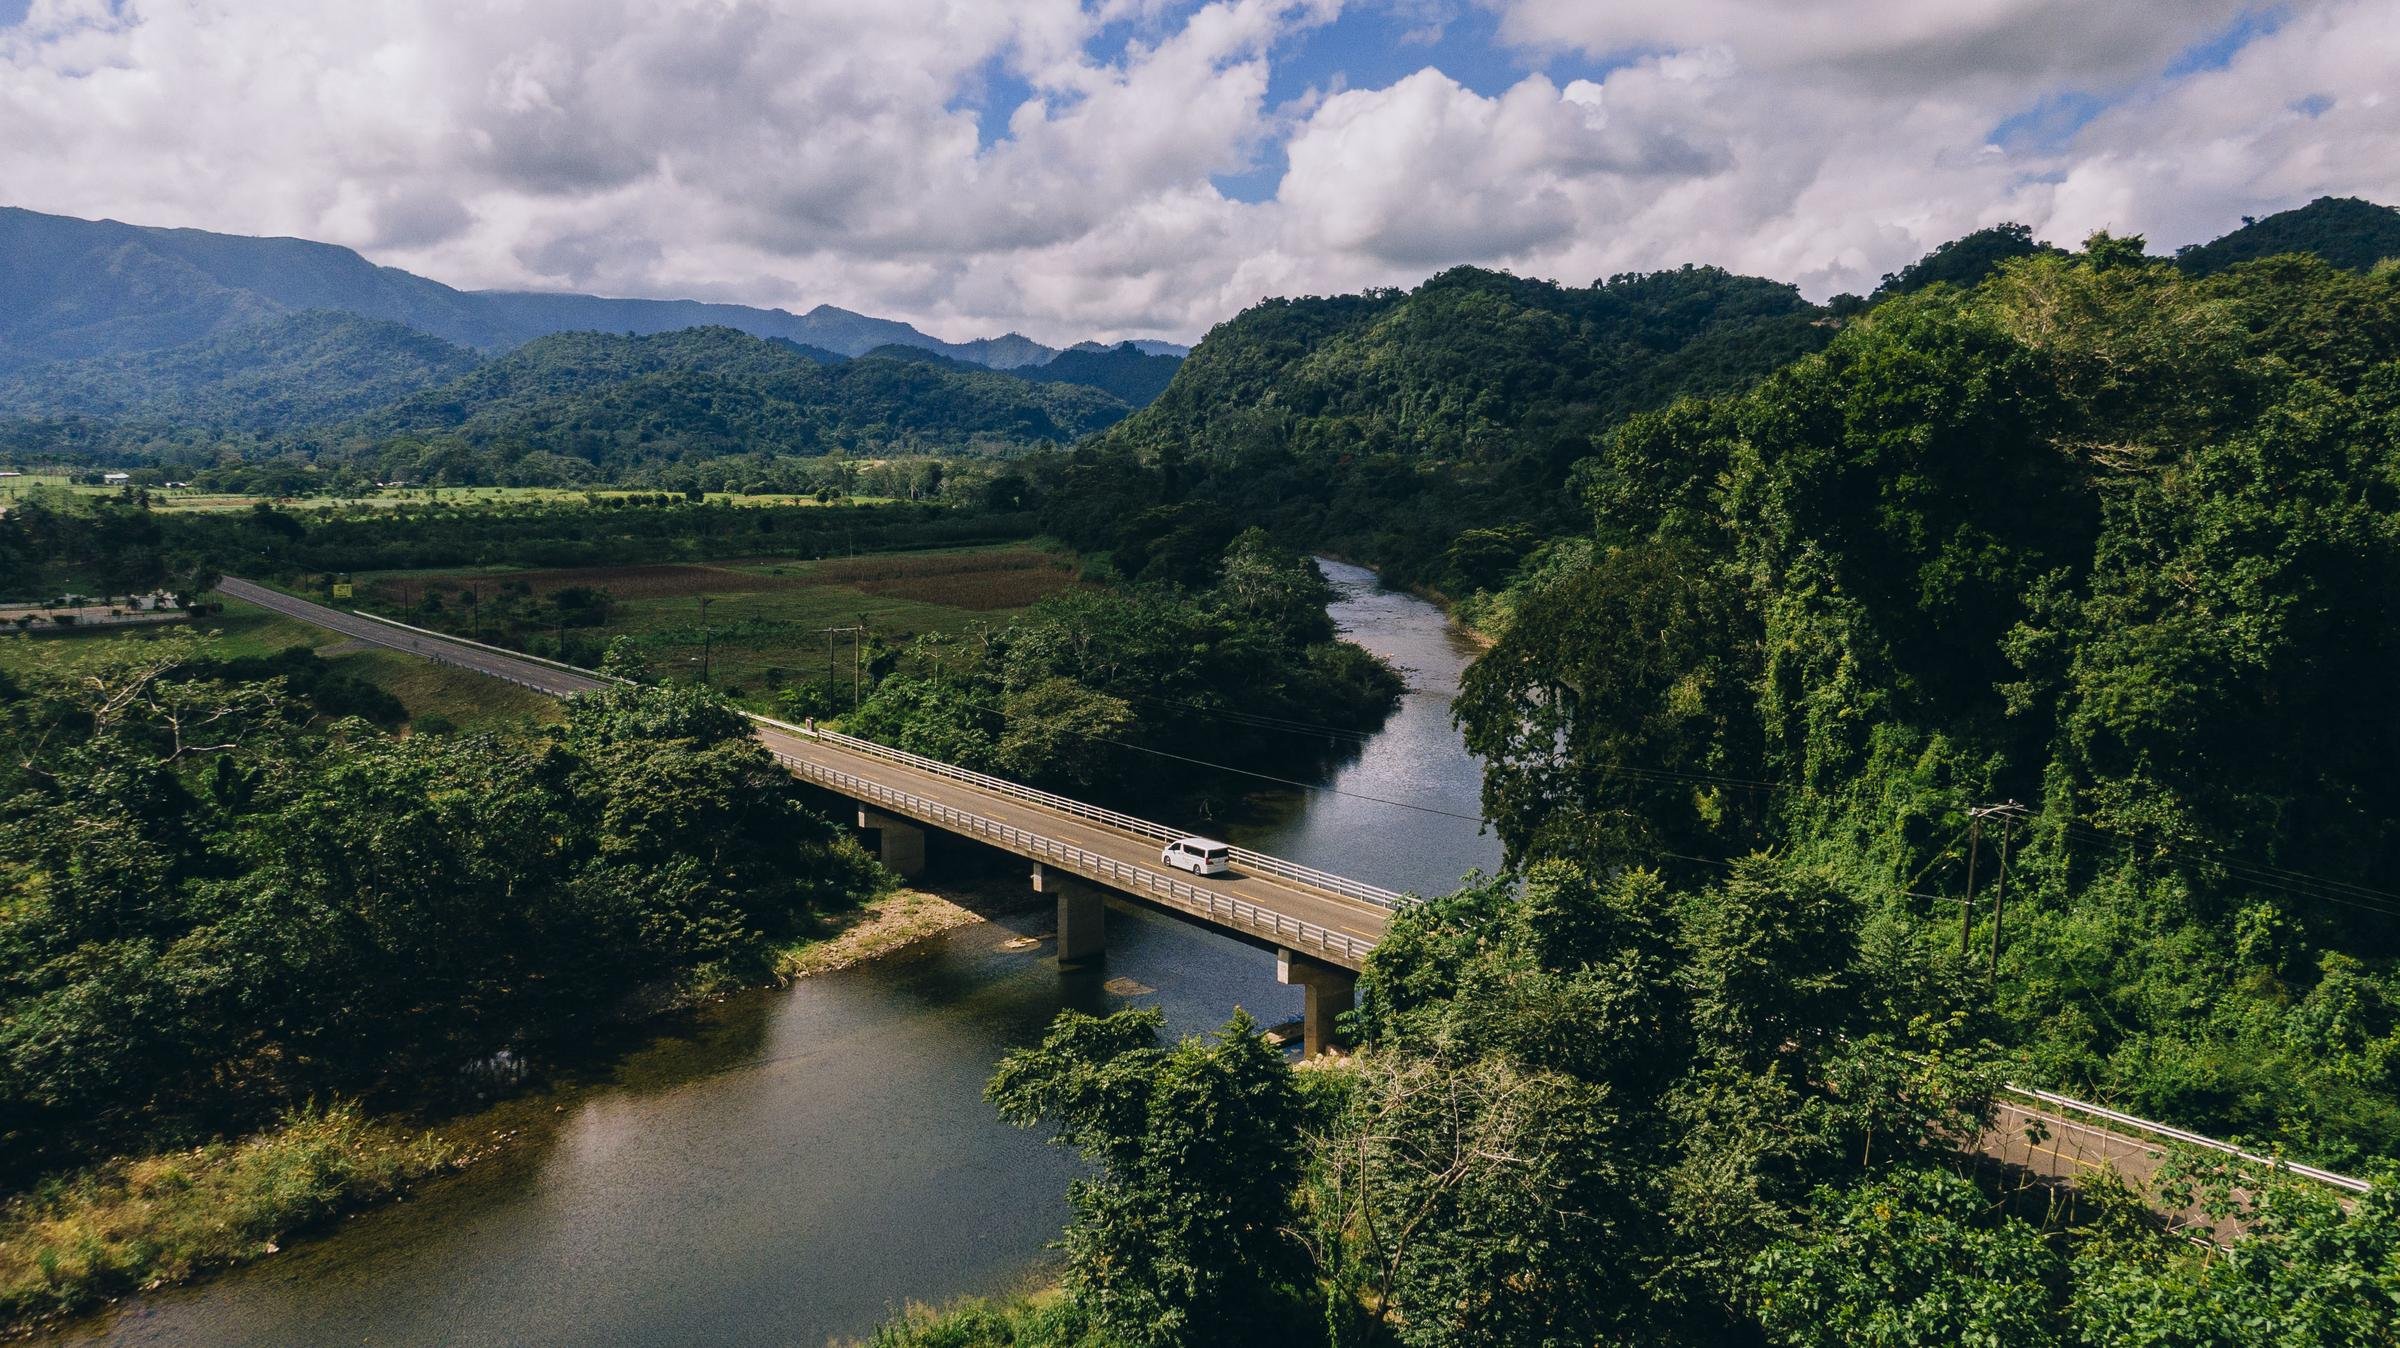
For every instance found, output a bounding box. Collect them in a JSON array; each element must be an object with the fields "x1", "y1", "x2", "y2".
[
  {"x1": 0, "y1": 597, "x2": 560, "y2": 733},
  {"x1": 352, "y1": 543, "x2": 1084, "y2": 705}
]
